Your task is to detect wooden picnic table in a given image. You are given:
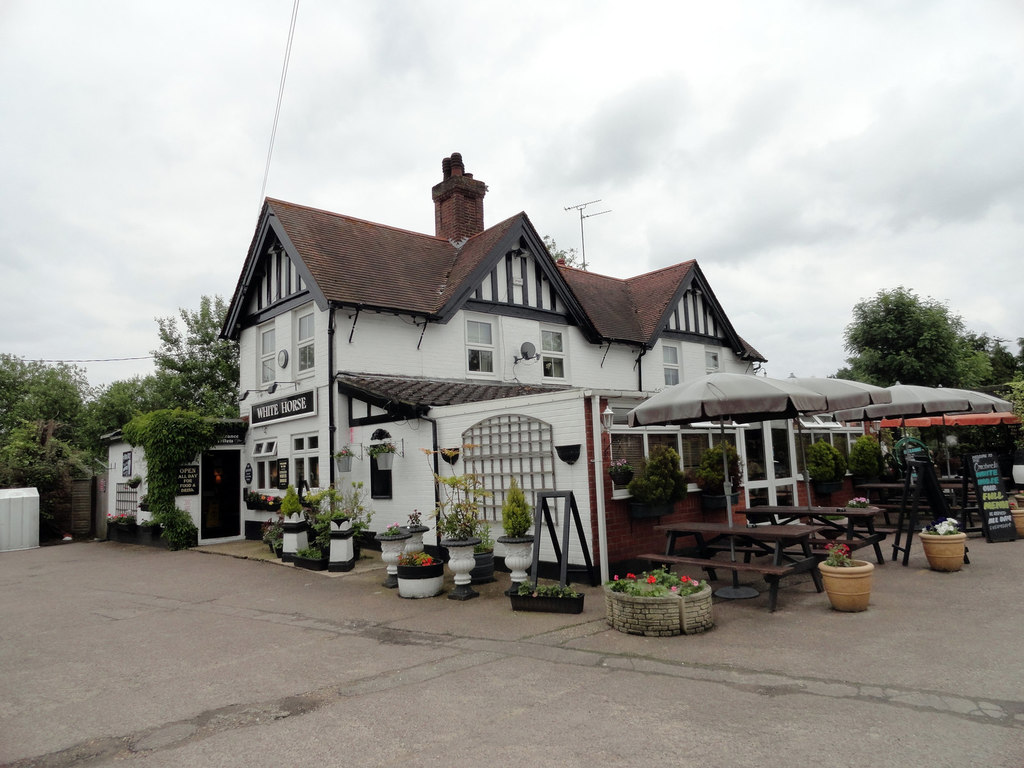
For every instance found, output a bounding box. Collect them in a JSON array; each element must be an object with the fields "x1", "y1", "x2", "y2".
[
  {"x1": 639, "y1": 521, "x2": 824, "y2": 612},
  {"x1": 743, "y1": 506, "x2": 887, "y2": 564}
]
